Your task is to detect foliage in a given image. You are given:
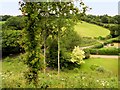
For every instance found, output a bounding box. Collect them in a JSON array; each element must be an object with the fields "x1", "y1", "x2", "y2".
[
  {"x1": 83, "y1": 49, "x2": 90, "y2": 59},
  {"x1": 19, "y1": 1, "x2": 87, "y2": 86},
  {"x1": 92, "y1": 43, "x2": 104, "y2": 49},
  {"x1": 20, "y1": 2, "x2": 43, "y2": 87},
  {"x1": 70, "y1": 46, "x2": 85, "y2": 65},
  {"x1": 101, "y1": 15, "x2": 109, "y2": 23},
  {"x1": 0, "y1": 15, "x2": 12, "y2": 21},
  {"x1": 89, "y1": 47, "x2": 119, "y2": 55},
  {"x1": 47, "y1": 29, "x2": 82, "y2": 69},
  {"x1": 2, "y1": 16, "x2": 26, "y2": 30},
  {"x1": 61, "y1": 29, "x2": 81, "y2": 51},
  {"x1": 2, "y1": 30, "x2": 23, "y2": 56},
  {"x1": 109, "y1": 25, "x2": 120, "y2": 37},
  {"x1": 105, "y1": 35, "x2": 112, "y2": 39},
  {"x1": 103, "y1": 37, "x2": 120, "y2": 45}
]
